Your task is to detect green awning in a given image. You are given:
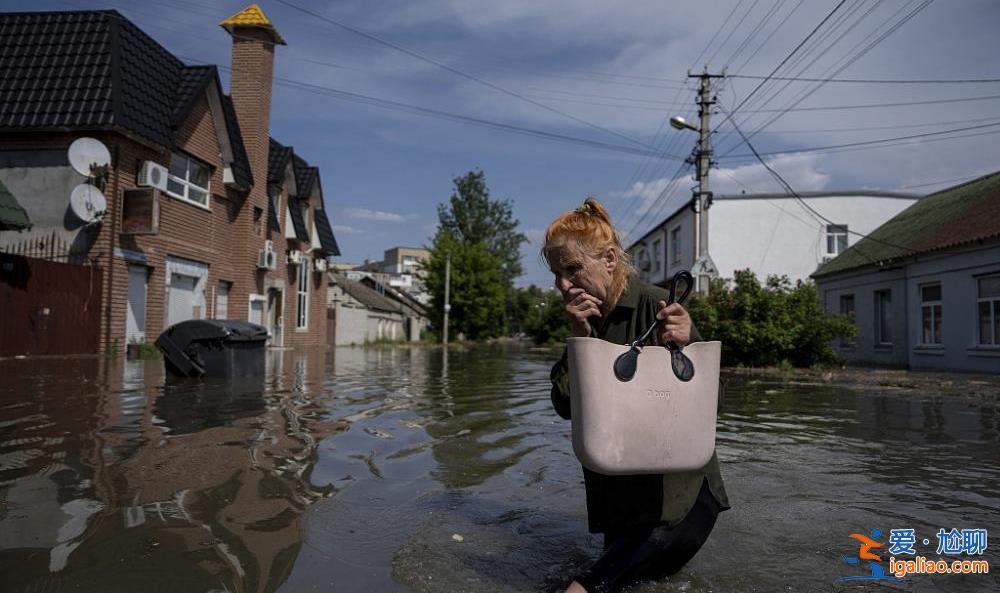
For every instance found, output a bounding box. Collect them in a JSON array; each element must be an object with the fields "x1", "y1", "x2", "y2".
[{"x1": 0, "y1": 179, "x2": 32, "y2": 231}]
